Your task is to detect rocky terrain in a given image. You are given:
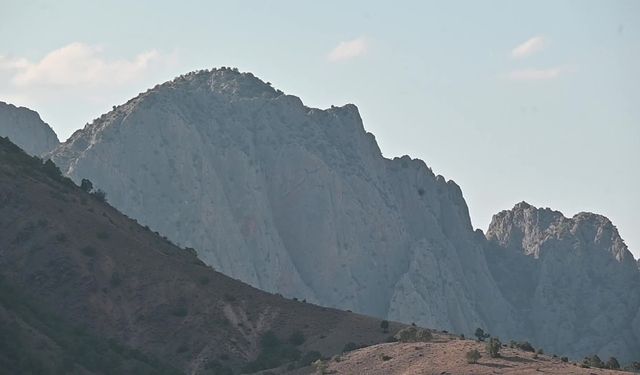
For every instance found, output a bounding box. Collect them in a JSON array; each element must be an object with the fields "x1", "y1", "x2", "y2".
[
  {"x1": 42, "y1": 68, "x2": 640, "y2": 363},
  {"x1": 0, "y1": 136, "x2": 401, "y2": 374},
  {"x1": 485, "y1": 202, "x2": 640, "y2": 363},
  {"x1": 0, "y1": 101, "x2": 59, "y2": 156}
]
